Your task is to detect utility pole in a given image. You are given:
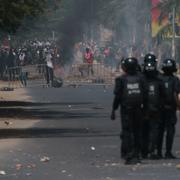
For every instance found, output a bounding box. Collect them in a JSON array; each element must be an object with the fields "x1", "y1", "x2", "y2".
[
  {"x1": 91, "y1": 0, "x2": 94, "y2": 42},
  {"x1": 172, "y1": 7, "x2": 176, "y2": 59},
  {"x1": 148, "y1": 0, "x2": 152, "y2": 52},
  {"x1": 52, "y1": 31, "x2": 55, "y2": 41}
]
